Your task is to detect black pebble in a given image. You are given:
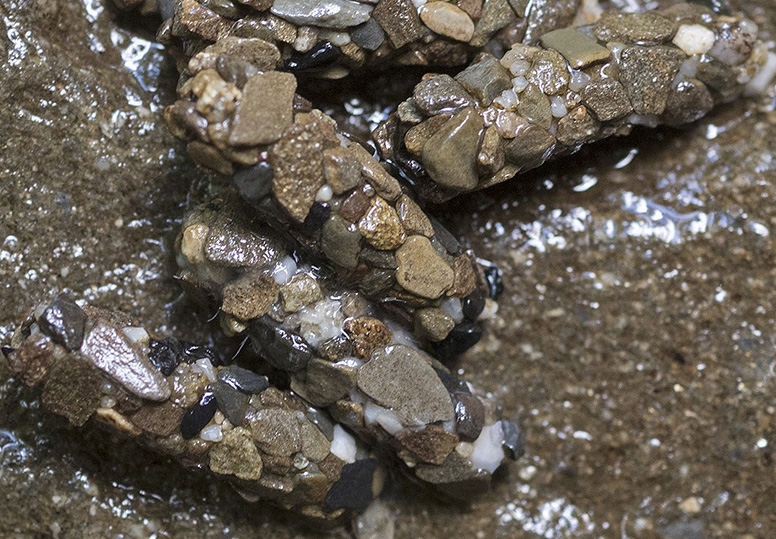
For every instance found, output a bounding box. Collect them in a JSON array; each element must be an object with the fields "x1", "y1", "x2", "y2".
[
  {"x1": 501, "y1": 420, "x2": 527, "y2": 460},
  {"x1": 1, "y1": 346, "x2": 14, "y2": 359},
  {"x1": 302, "y1": 202, "x2": 331, "y2": 231},
  {"x1": 251, "y1": 319, "x2": 313, "y2": 372},
  {"x1": 180, "y1": 390, "x2": 218, "y2": 440},
  {"x1": 232, "y1": 162, "x2": 273, "y2": 205},
  {"x1": 431, "y1": 321, "x2": 483, "y2": 359},
  {"x1": 149, "y1": 337, "x2": 184, "y2": 377},
  {"x1": 483, "y1": 265, "x2": 504, "y2": 299},
  {"x1": 284, "y1": 41, "x2": 342, "y2": 74},
  {"x1": 324, "y1": 459, "x2": 377, "y2": 512},
  {"x1": 182, "y1": 342, "x2": 220, "y2": 366},
  {"x1": 462, "y1": 290, "x2": 486, "y2": 320},
  {"x1": 432, "y1": 366, "x2": 470, "y2": 395},
  {"x1": 454, "y1": 394, "x2": 485, "y2": 443},
  {"x1": 37, "y1": 295, "x2": 87, "y2": 351},
  {"x1": 217, "y1": 365, "x2": 269, "y2": 394}
]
